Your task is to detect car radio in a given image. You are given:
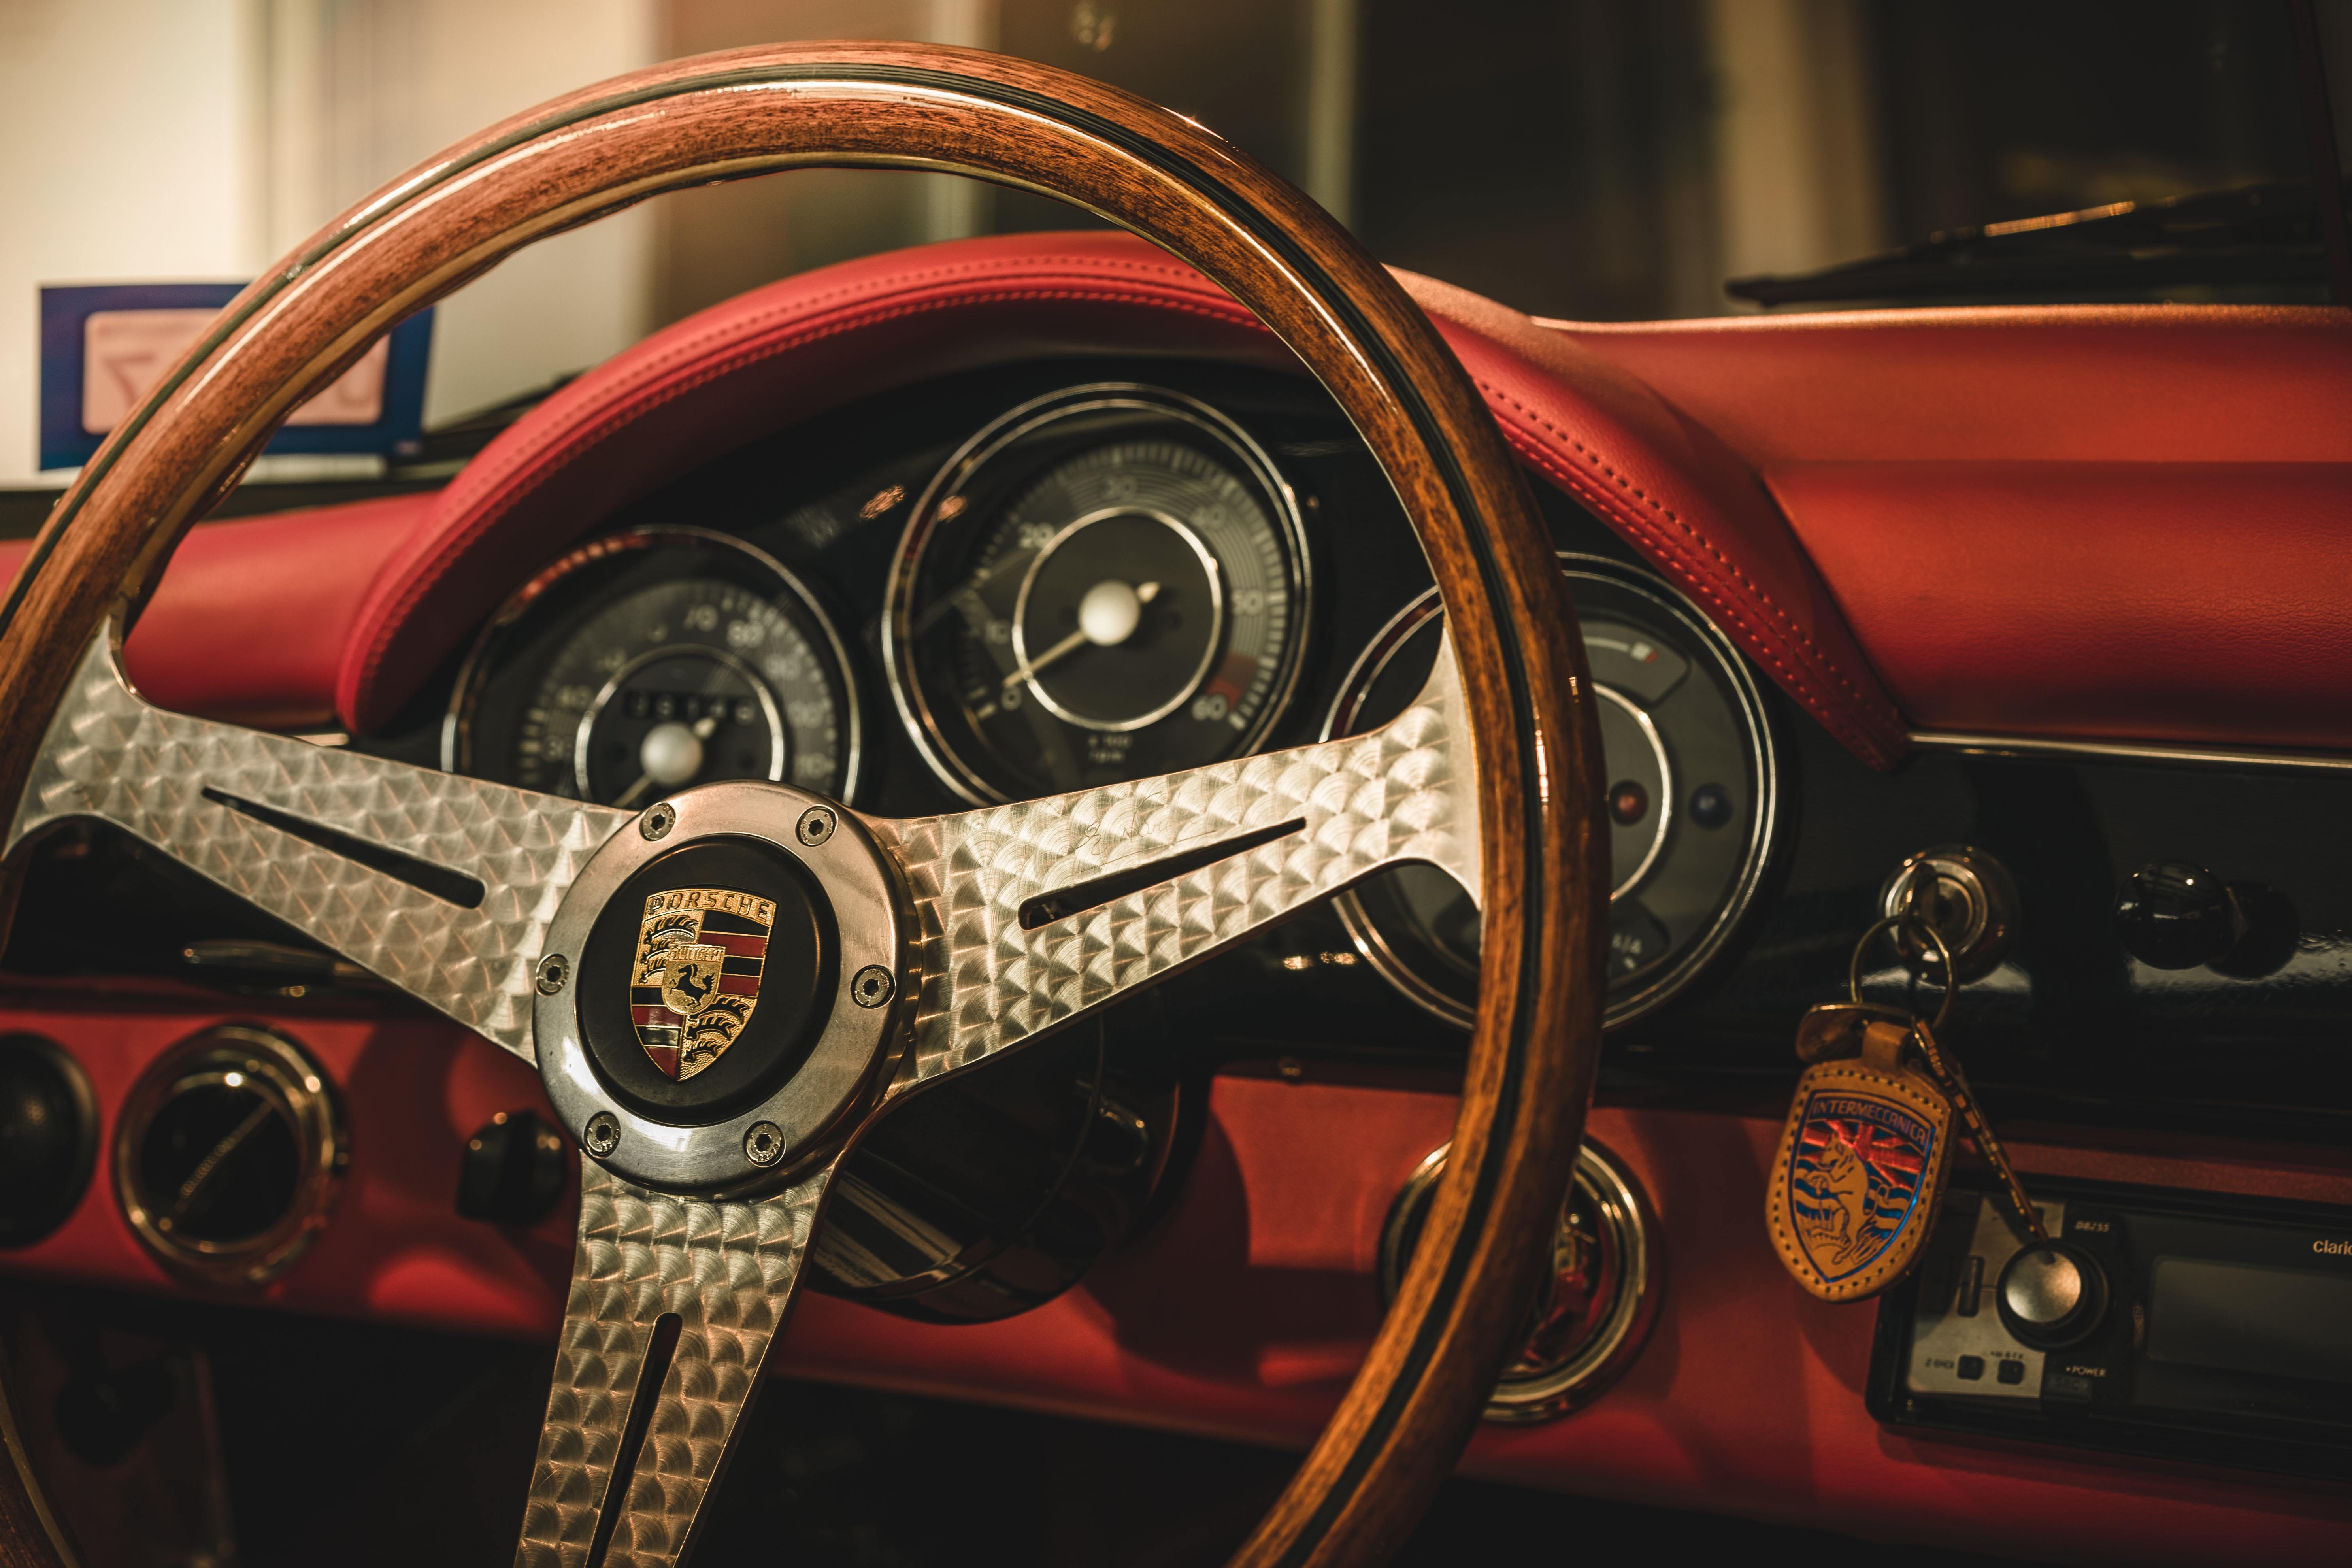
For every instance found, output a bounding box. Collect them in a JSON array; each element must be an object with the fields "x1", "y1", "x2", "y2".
[{"x1": 1867, "y1": 1176, "x2": 2352, "y2": 1479}]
